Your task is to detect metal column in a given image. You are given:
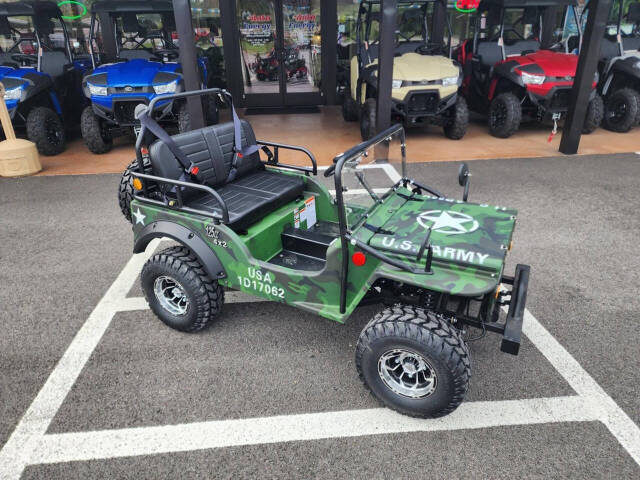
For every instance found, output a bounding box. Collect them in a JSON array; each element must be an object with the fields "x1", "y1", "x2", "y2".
[
  {"x1": 376, "y1": 0, "x2": 397, "y2": 137},
  {"x1": 559, "y1": 0, "x2": 611, "y2": 154},
  {"x1": 172, "y1": 0, "x2": 205, "y2": 129}
]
